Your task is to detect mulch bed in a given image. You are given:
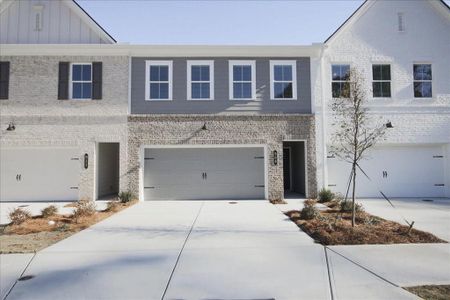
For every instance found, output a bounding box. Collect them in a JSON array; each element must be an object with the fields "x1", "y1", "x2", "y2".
[
  {"x1": 0, "y1": 201, "x2": 136, "y2": 253},
  {"x1": 285, "y1": 203, "x2": 446, "y2": 245},
  {"x1": 404, "y1": 285, "x2": 450, "y2": 300}
]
